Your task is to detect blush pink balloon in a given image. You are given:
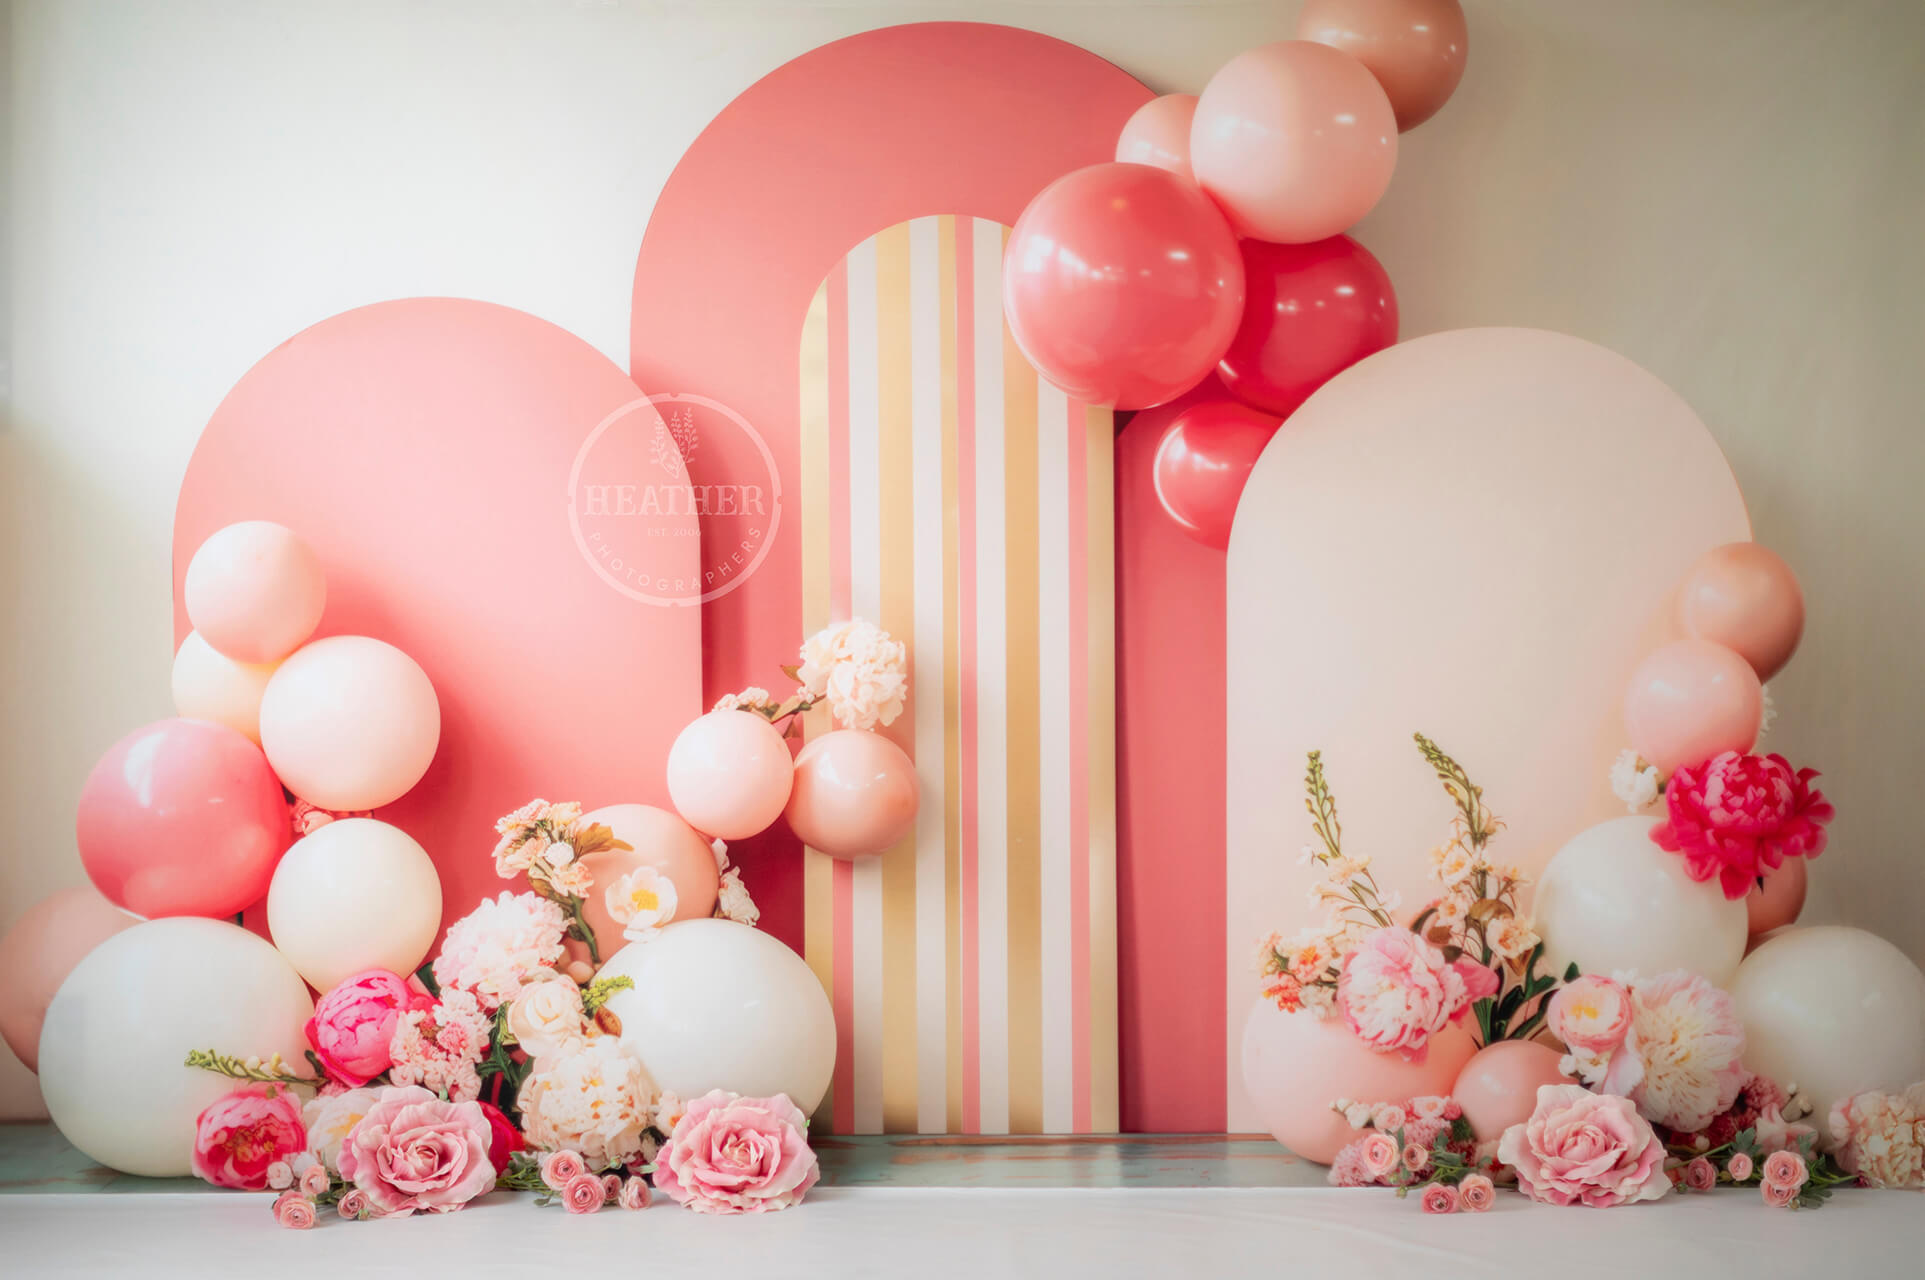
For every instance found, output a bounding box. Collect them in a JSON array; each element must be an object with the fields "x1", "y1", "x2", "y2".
[
  {"x1": 1240, "y1": 999, "x2": 1476, "y2": 1163},
  {"x1": 785, "y1": 729, "x2": 922, "y2": 860},
  {"x1": 1747, "y1": 856, "x2": 1807, "y2": 938},
  {"x1": 1297, "y1": 0, "x2": 1469, "y2": 132},
  {"x1": 0, "y1": 886, "x2": 135, "y2": 1071},
  {"x1": 666, "y1": 711, "x2": 795, "y2": 841},
  {"x1": 183, "y1": 521, "x2": 327, "y2": 664},
  {"x1": 1191, "y1": 41, "x2": 1398, "y2": 244},
  {"x1": 1676, "y1": 542, "x2": 1805, "y2": 681},
  {"x1": 259, "y1": 635, "x2": 441, "y2": 812},
  {"x1": 1003, "y1": 161, "x2": 1244, "y2": 410},
  {"x1": 1622, "y1": 638, "x2": 1762, "y2": 776},
  {"x1": 76, "y1": 718, "x2": 292, "y2": 919},
  {"x1": 1451, "y1": 1039, "x2": 1569, "y2": 1141},
  {"x1": 1115, "y1": 93, "x2": 1199, "y2": 179},
  {"x1": 577, "y1": 803, "x2": 721, "y2": 956}
]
